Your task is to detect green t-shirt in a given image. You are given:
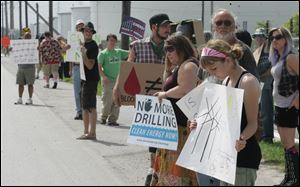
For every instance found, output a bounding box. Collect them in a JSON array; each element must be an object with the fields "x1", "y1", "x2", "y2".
[{"x1": 98, "y1": 48, "x2": 129, "y2": 81}]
